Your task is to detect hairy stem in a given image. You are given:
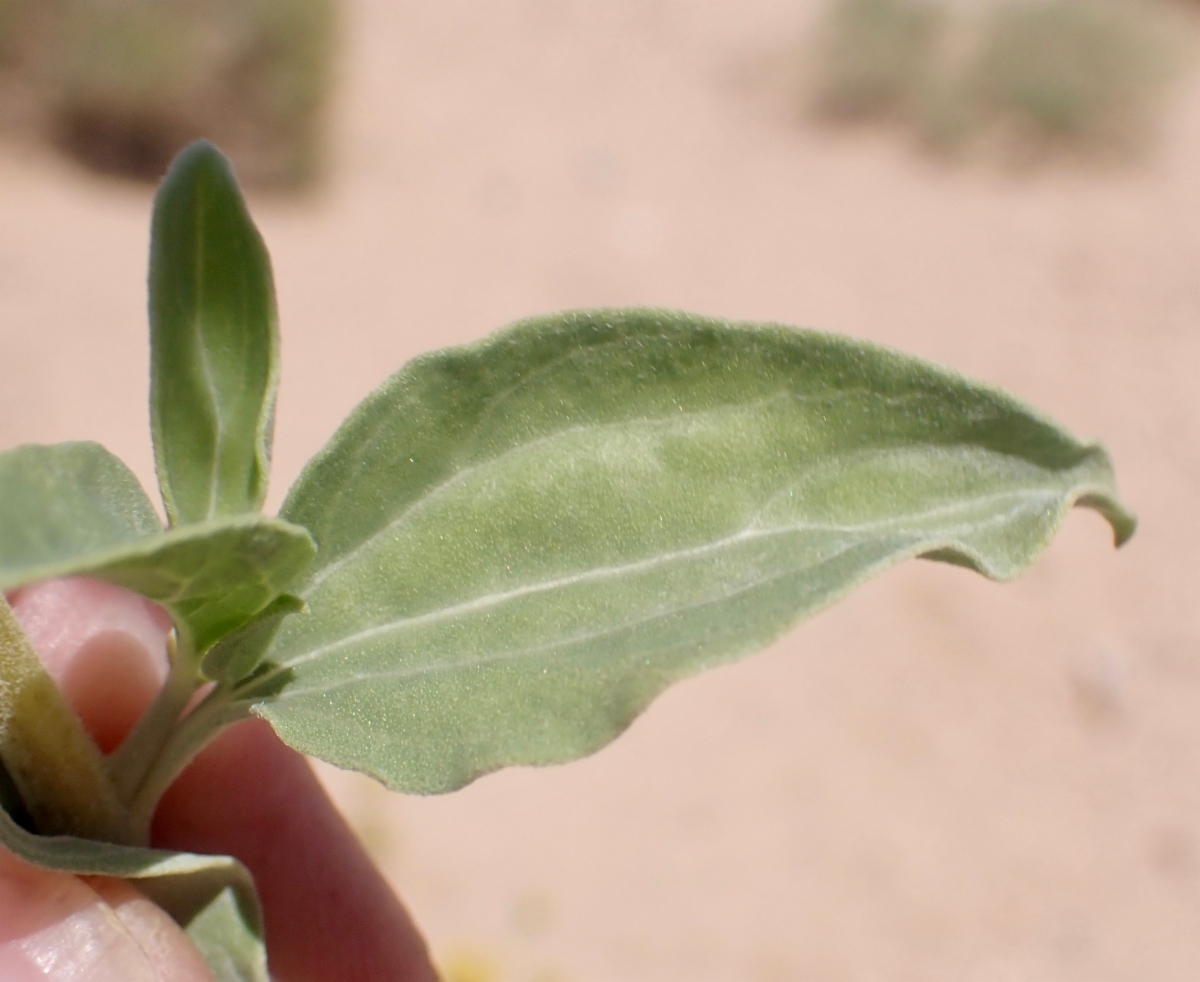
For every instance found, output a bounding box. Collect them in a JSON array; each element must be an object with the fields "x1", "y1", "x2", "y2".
[
  {"x1": 107, "y1": 631, "x2": 203, "y2": 804},
  {"x1": 125, "y1": 685, "x2": 253, "y2": 843},
  {"x1": 0, "y1": 597, "x2": 134, "y2": 843}
]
